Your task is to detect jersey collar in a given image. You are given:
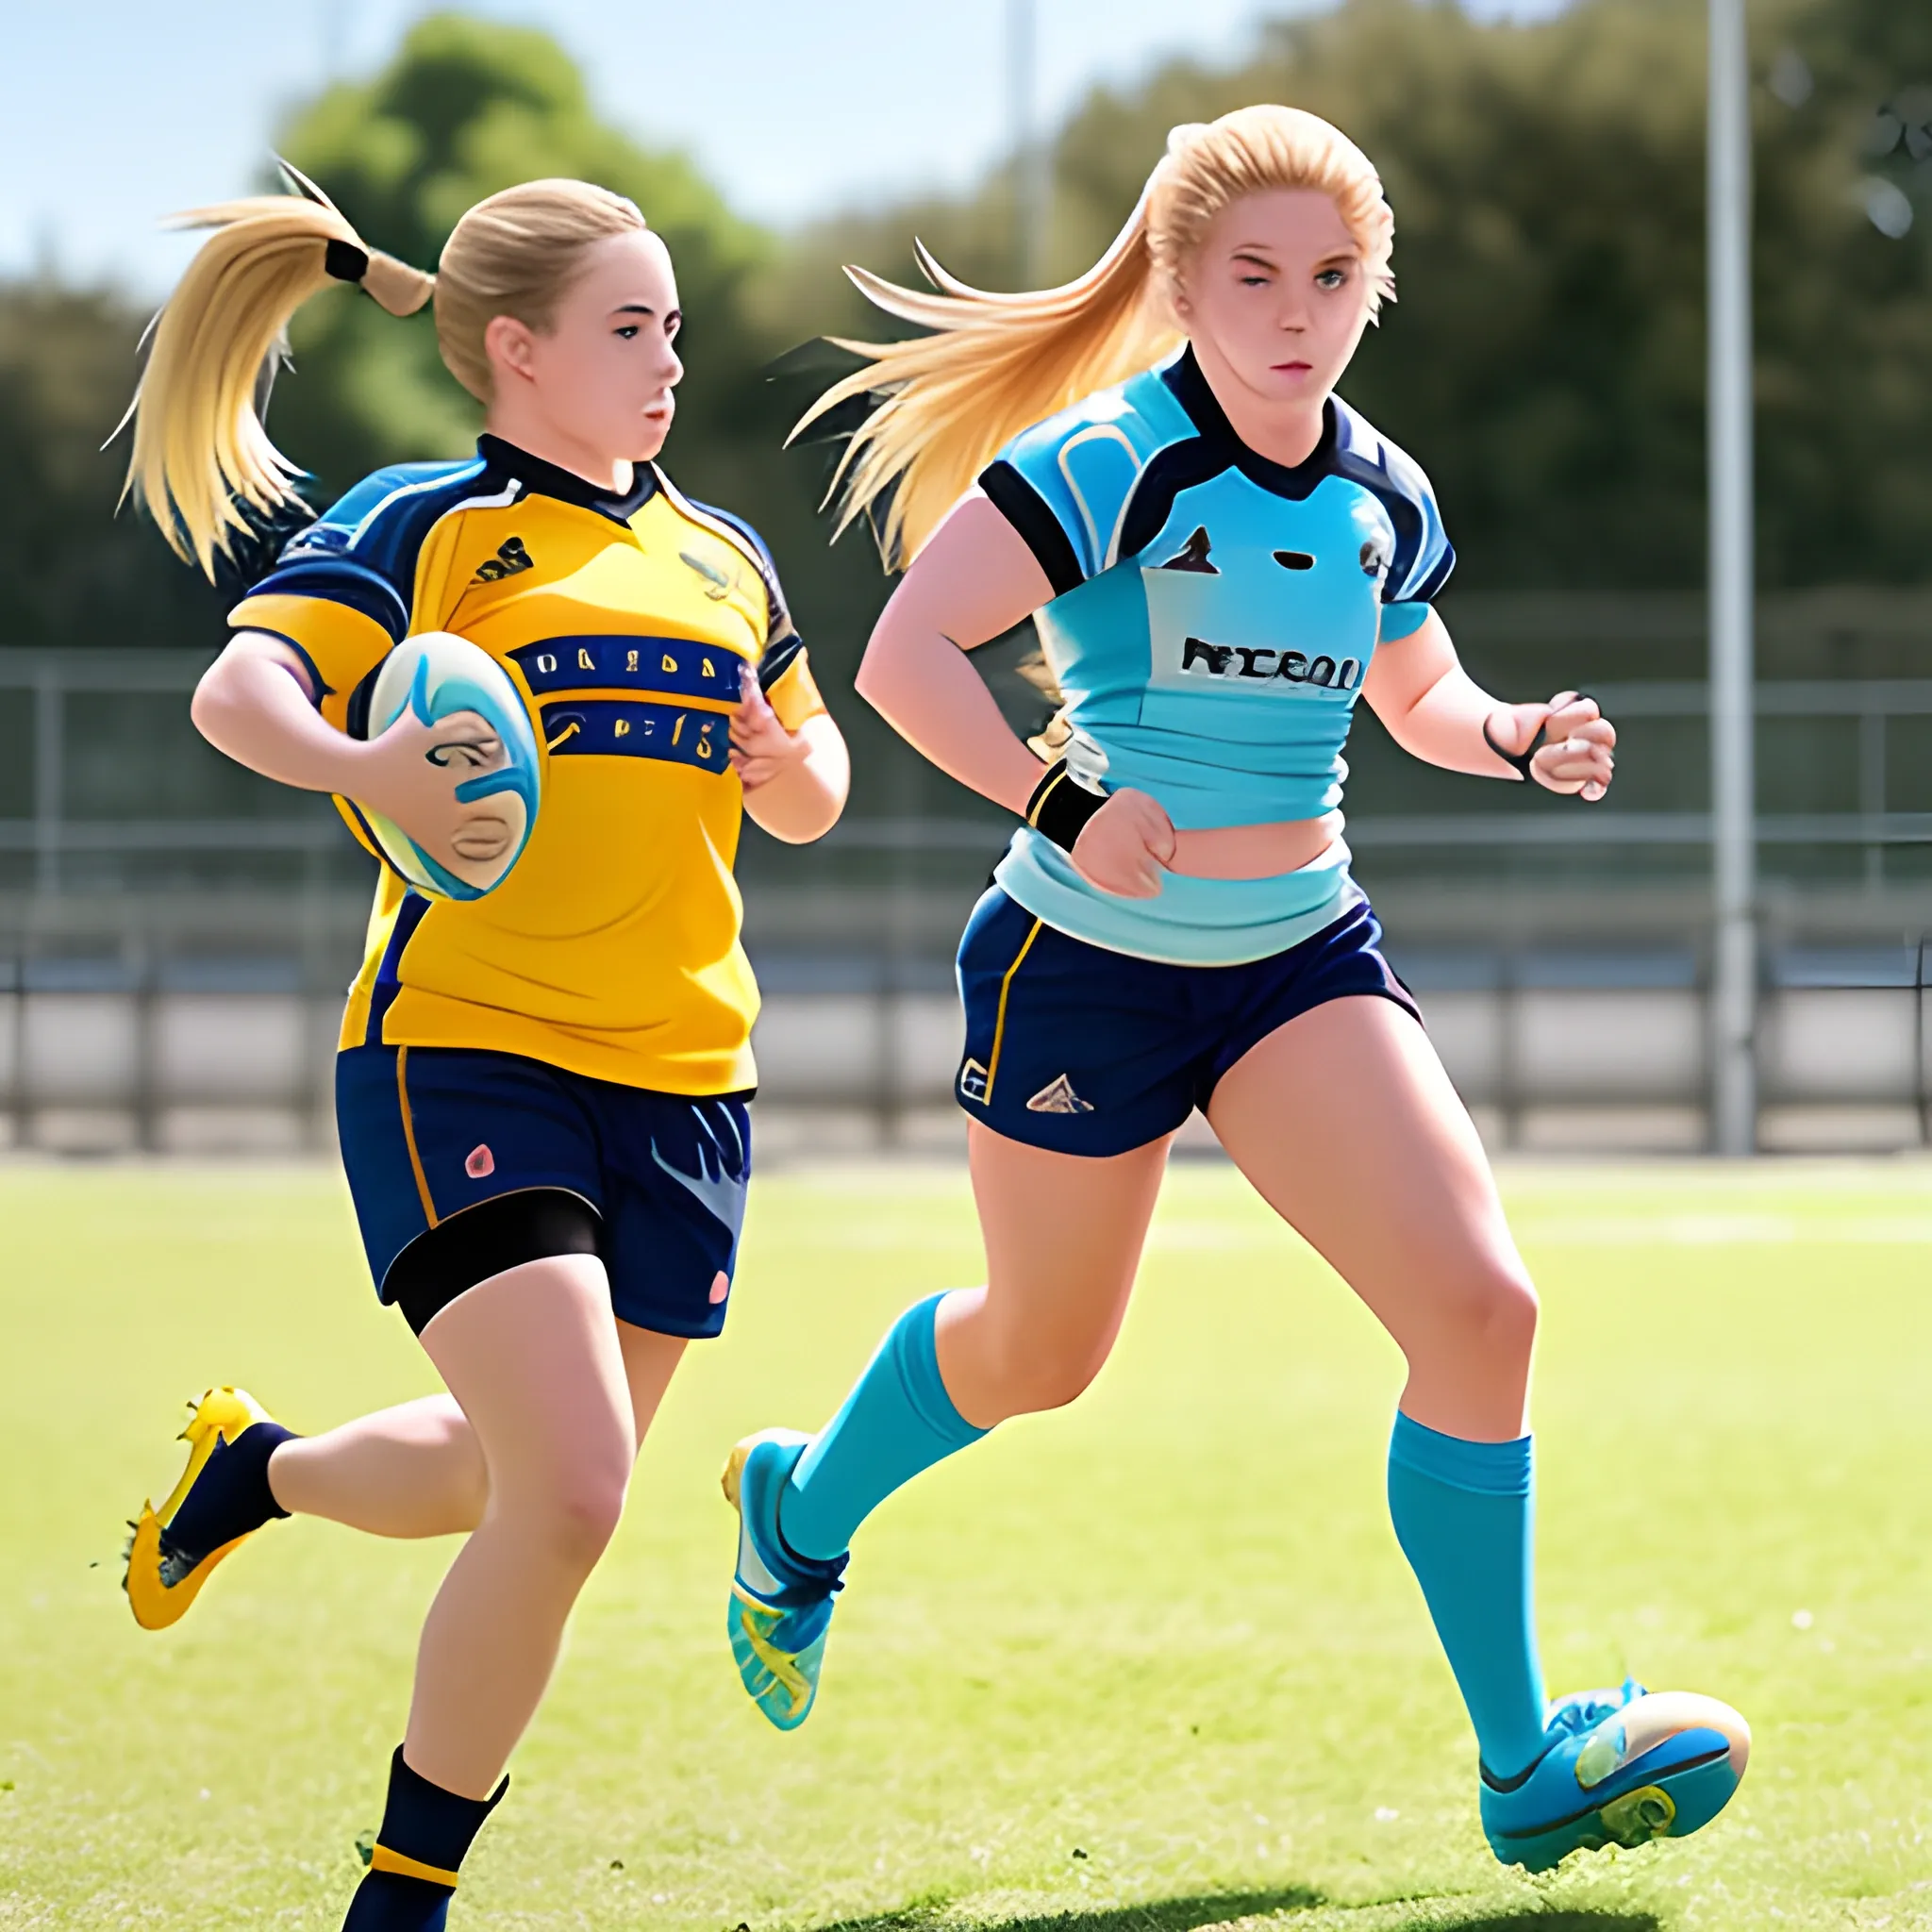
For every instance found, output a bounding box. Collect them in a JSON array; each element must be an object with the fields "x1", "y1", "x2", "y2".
[
  {"x1": 475, "y1": 434, "x2": 658, "y2": 523},
  {"x1": 1160, "y1": 346, "x2": 1340, "y2": 499}
]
